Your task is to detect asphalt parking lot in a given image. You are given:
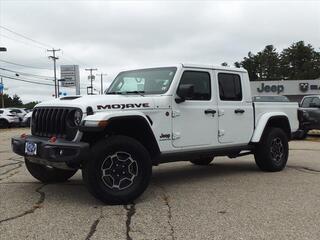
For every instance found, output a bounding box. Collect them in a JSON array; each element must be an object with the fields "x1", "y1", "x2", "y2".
[{"x1": 1, "y1": 128, "x2": 320, "y2": 240}]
